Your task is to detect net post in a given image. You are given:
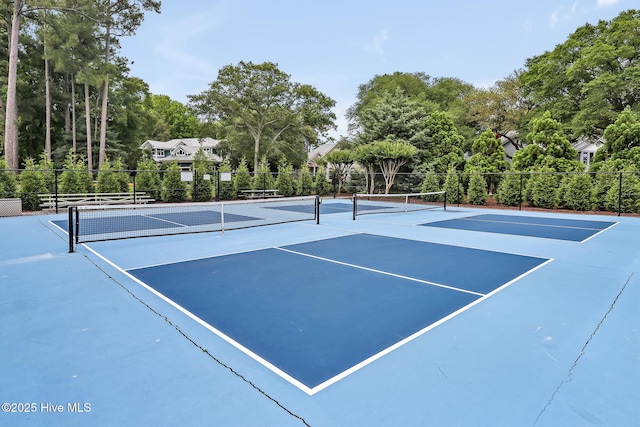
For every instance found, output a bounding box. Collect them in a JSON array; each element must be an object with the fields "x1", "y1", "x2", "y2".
[
  {"x1": 352, "y1": 193, "x2": 357, "y2": 220},
  {"x1": 68, "y1": 206, "x2": 75, "y2": 253},
  {"x1": 221, "y1": 202, "x2": 225, "y2": 235},
  {"x1": 443, "y1": 191, "x2": 447, "y2": 211},
  {"x1": 315, "y1": 195, "x2": 320, "y2": 224}
]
